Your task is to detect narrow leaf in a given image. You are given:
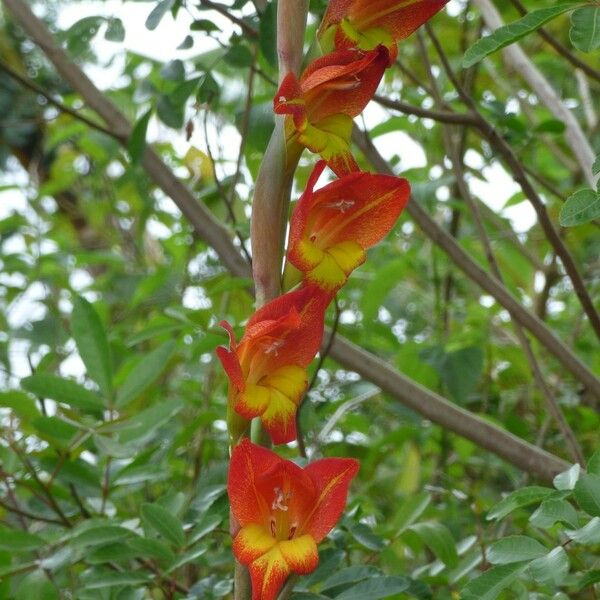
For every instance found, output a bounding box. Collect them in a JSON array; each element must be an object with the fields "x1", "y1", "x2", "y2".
[
  {"x1": 529, "y1": 499, "x2": 579, "y2": 529},
  {"x1": 128, "y1": 108, "x2": 153, "y2": 164},
  {"x1": 145, "y1": 0, "x2": 173, "y2": 30},
  {"x1": 335, "y1": 576, "x2": 411, "y2": 600},
  {"x1": 21, "y1": 374, "x2": 104, "y2": 412},
  {"x1": 463, "y1": 4, "x2": 577, "y2": 68},
  {"x1": 0, "y1": 525, "x2": 45, "y2": 552},
  {"x1": 141, "y1": 503, "x2": 185, "y2": 547},
  {"x1": 487, "y1": 535, "x2": 547, "y2": 564},
  {"x1": 461, "y1": 562, "x2": 529, "y2": 600},
  {"x1": 409, "y1": 521, "x2": 459, "y2": 567},
  {"x1": 553, "y1": 462, "x2": 581, "y2": 490},
  {"x1": 104, "y1": 17, "x2": 125, "y2": 42},
  {"x1": 116, "y1": 340, "x2": 176, "y2": 407},
  {"x1": 487, "y1": 486, "x2": 554, "y2": 520},
  {"x1": 71, "y1": 296, "x2": 113, "y2": 398}
]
